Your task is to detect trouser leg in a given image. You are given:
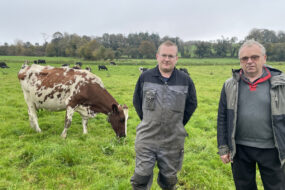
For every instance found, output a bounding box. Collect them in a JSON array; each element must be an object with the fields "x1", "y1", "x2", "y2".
[
  {"x1": 131, "y1": 172, "x2": 153, "y2": 190},
  {"x1": 157, "y1": 147, "x2": 184, "y2": 190},
  {"x1": 157, "y1": 172, "x2": 177, "y2": 190},
  {"x1": 231, "y1": 145, "x2": 258, "y2": 190},
  {"x1": 131, "y1": 145, "x2": 156, "y2": 190},
  {"x1": 256, "y1": 148, "x2": 285, "y2": 190}
]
